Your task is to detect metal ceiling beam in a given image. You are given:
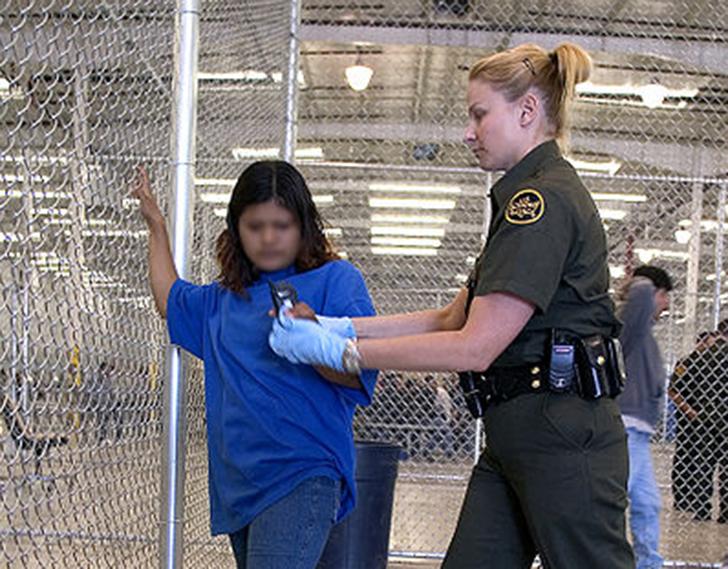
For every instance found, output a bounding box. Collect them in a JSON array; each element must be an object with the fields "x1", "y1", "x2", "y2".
[{"x1": 301, "y1": 24, "x2": 728, "y2": 76}]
